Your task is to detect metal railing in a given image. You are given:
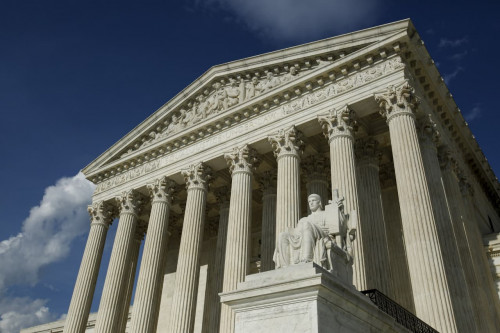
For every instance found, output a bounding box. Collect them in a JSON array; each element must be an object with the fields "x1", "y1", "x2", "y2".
[{"x1": 361, "y1": 289, "x2": 438, "y2": 333}]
